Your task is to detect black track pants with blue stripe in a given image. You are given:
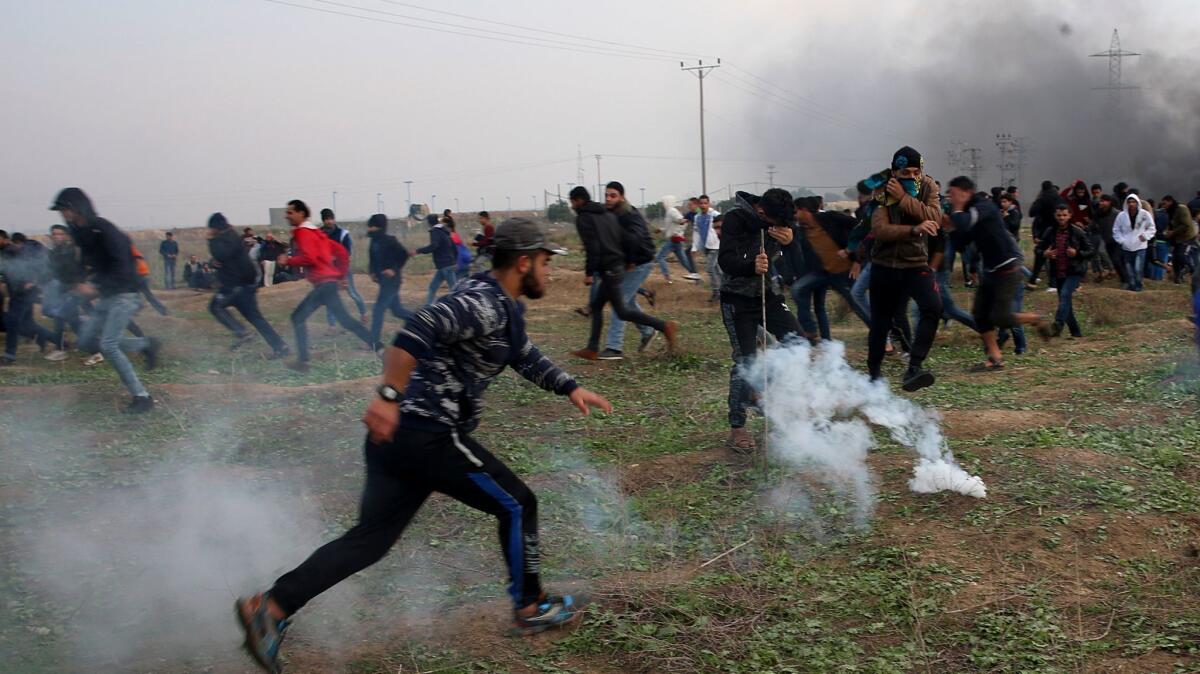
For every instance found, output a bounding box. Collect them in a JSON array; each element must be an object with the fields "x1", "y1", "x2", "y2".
[{"x1": 270, "y1": 426, "x2": 542, "y2": 614}]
